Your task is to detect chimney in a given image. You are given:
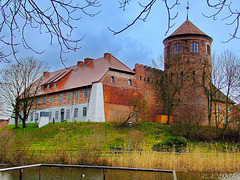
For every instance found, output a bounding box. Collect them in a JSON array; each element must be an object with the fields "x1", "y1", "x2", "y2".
[
  {"x1": 77, "y1": 61, "x2": 83, "y2": 66},
  {"x1": 104, "y1": 53, "x2": 111, "y2": 60},
  {"x1": 43, "y1": 72, "x2": 49, "y2": 76},
  {"x1": 84, "y1": 58, "x2": 93, "y2": 65}
]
